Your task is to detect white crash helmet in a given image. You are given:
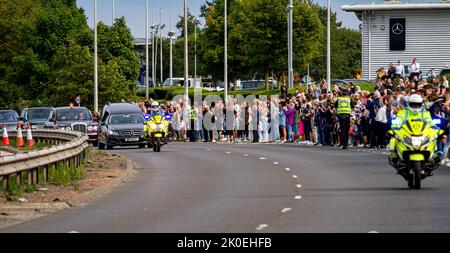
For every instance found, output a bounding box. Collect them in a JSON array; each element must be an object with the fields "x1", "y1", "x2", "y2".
[
  {"x1": 151, "y1": 102, "x2": 159, "y2": 110},
  {"x1": 408, "y1": 94, "x2": 423, "y2": 114}
]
